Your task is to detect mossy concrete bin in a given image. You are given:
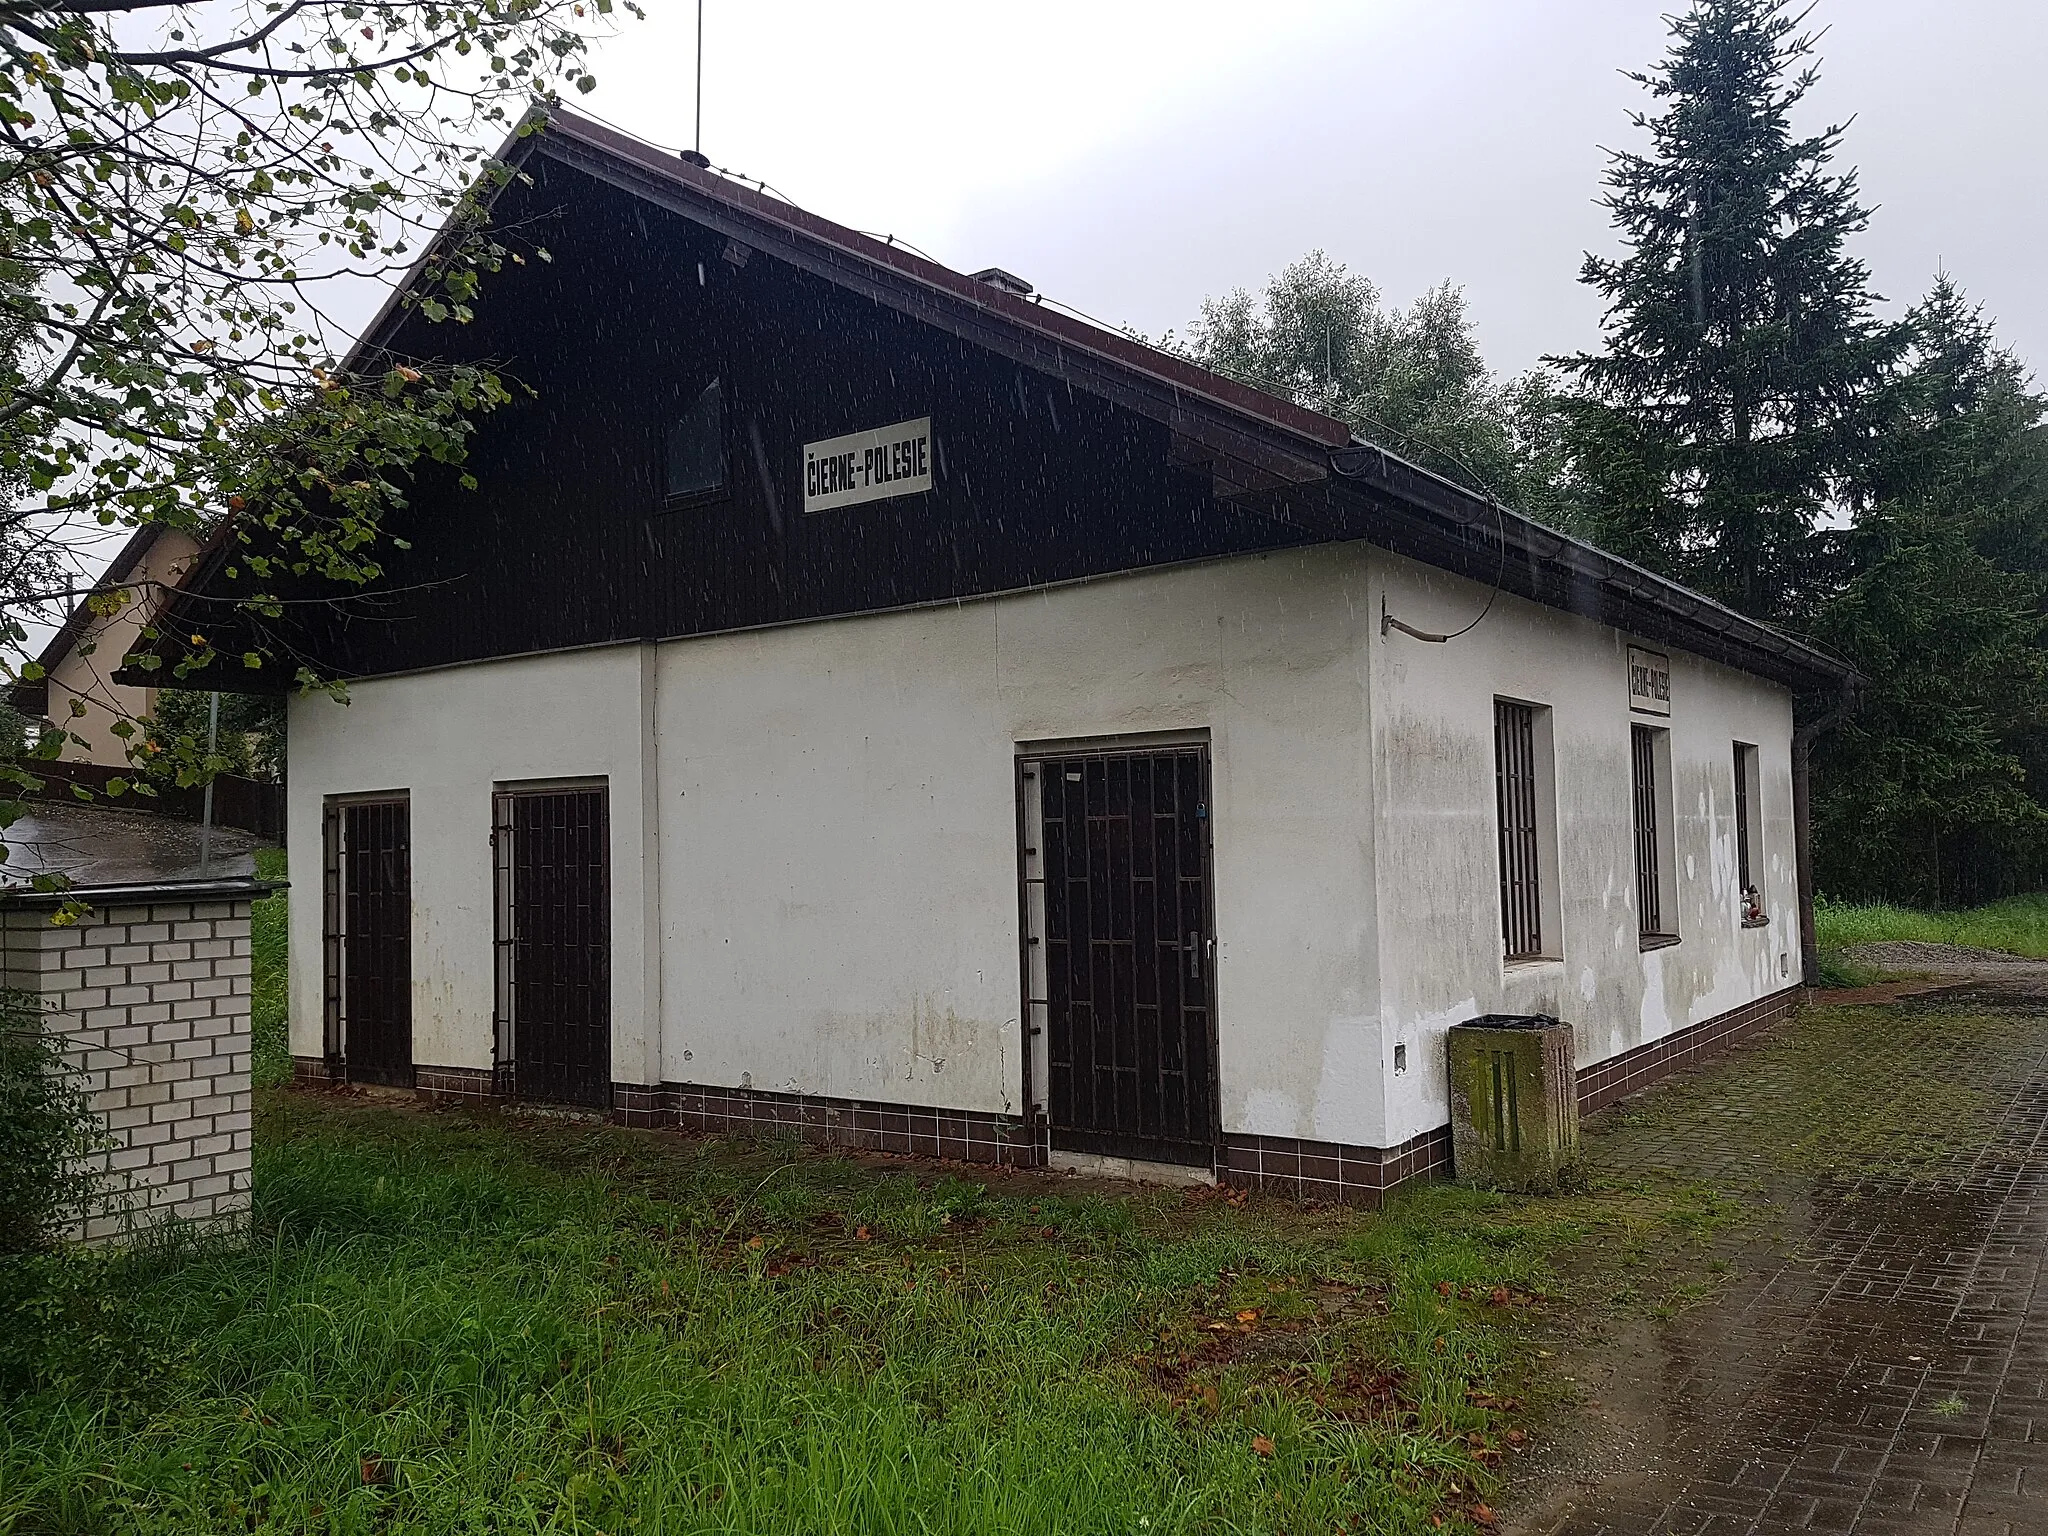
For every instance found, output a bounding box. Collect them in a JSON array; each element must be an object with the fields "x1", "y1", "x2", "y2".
[{"x1": 1447, "y1": 1014, "x2": 1581, "y2": 1194}]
